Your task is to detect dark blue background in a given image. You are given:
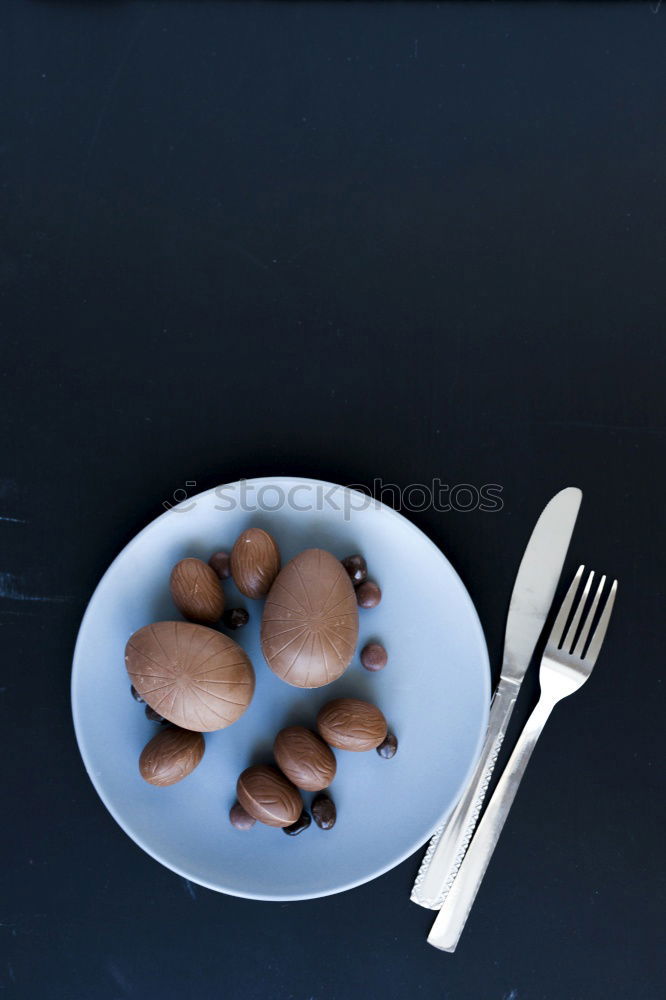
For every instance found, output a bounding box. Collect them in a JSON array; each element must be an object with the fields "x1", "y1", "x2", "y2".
[{"x1": 1, "y1": 2, "x2": 664, "y2": 998}]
